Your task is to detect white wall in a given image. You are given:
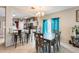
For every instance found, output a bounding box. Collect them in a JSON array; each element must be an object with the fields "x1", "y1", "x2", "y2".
[
  {"x1": 44, "y1": 7, "x2": 79, "y2": 44},
  {"x1": 5, "y1": 6, "x2": 31, "y2": 47},
  {"x1": 5, "y1": 7, "x2": 14, "y2": 47}
]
